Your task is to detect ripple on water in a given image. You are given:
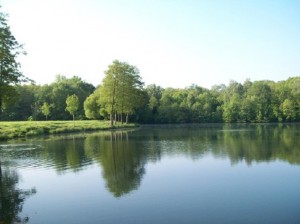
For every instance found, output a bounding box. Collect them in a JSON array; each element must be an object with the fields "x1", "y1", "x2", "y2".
[
  {"x1": 0, "y1": 143, "x2": 47, "y2": 169},
  {"x1": 0, "y1": 143, "x2": 94, "y2": 172}
]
